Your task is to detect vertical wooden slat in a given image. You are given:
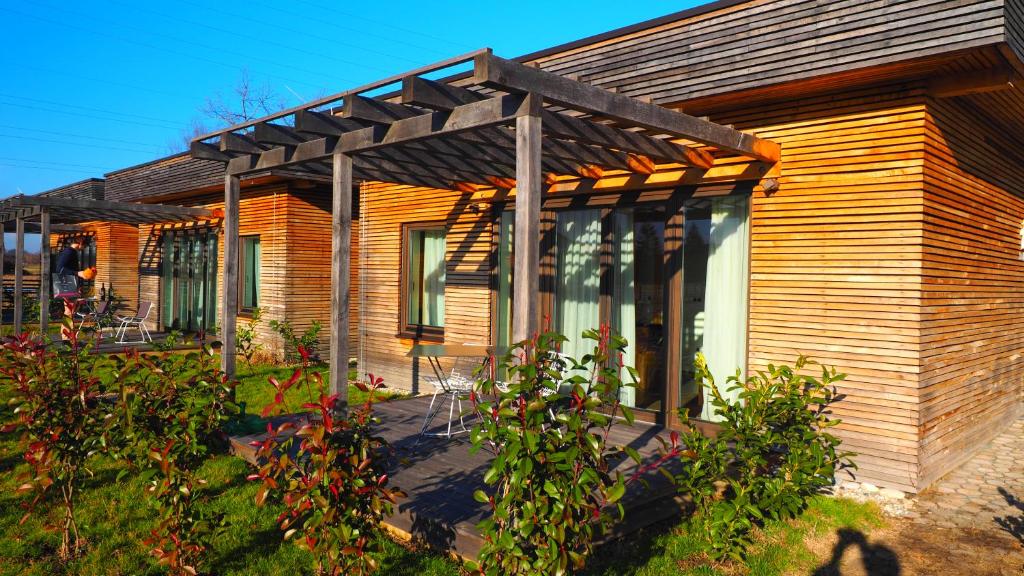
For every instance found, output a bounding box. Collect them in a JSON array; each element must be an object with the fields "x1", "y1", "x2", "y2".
[
  {"x1": 222, "y1": 173, "x2": 240, "y2": 378},
  {"x1": 512, "y1": 112, "x2": 542, "y2": 342},
  {"x1": 330, "y1": 153, "x2": 353, "y2": 412},
  {"x1": 39, "y1": 211, "x2": 50, "y2": 334},
  {"x1": 13, "y1": 218, "x2": 24, "y2": 334}
]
